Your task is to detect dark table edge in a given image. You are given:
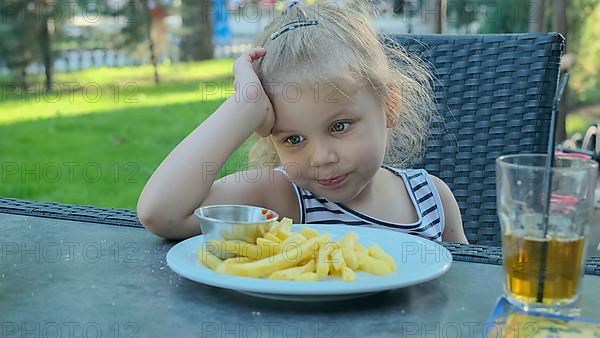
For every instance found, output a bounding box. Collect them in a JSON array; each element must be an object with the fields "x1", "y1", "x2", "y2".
[{"x1": 2, "y1": 197, "x2": 599, "y2": 275}]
